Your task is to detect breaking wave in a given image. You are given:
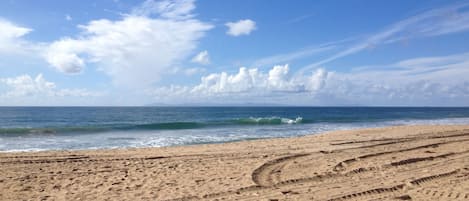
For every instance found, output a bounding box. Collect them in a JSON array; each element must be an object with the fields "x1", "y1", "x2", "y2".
[{"x1": 0, "y1": 116, "x2": 304, "y2": 136}]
